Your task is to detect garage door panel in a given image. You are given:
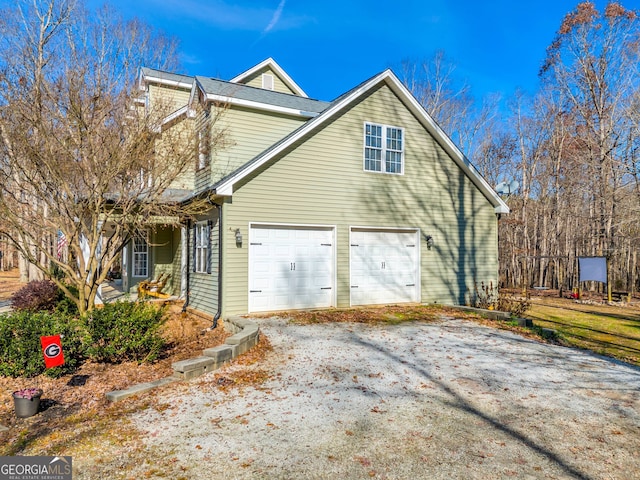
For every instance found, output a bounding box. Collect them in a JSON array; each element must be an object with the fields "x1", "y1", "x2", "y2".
[
  {"x1": 350, "y1": 229, "x2": 419, "y2": 306},
  {"x1": 249, "y1": 225, "x2": 335, "y2": 312}
]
